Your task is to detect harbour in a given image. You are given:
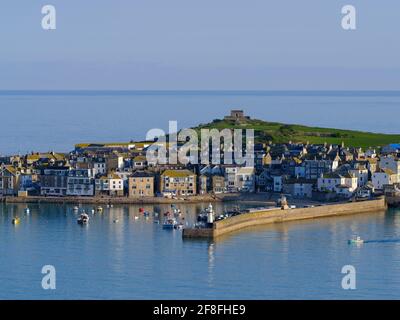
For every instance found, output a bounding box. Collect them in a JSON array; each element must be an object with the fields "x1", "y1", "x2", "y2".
[{"x1": 1, "y1": 200, "x2": 400, "y2": 300}]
